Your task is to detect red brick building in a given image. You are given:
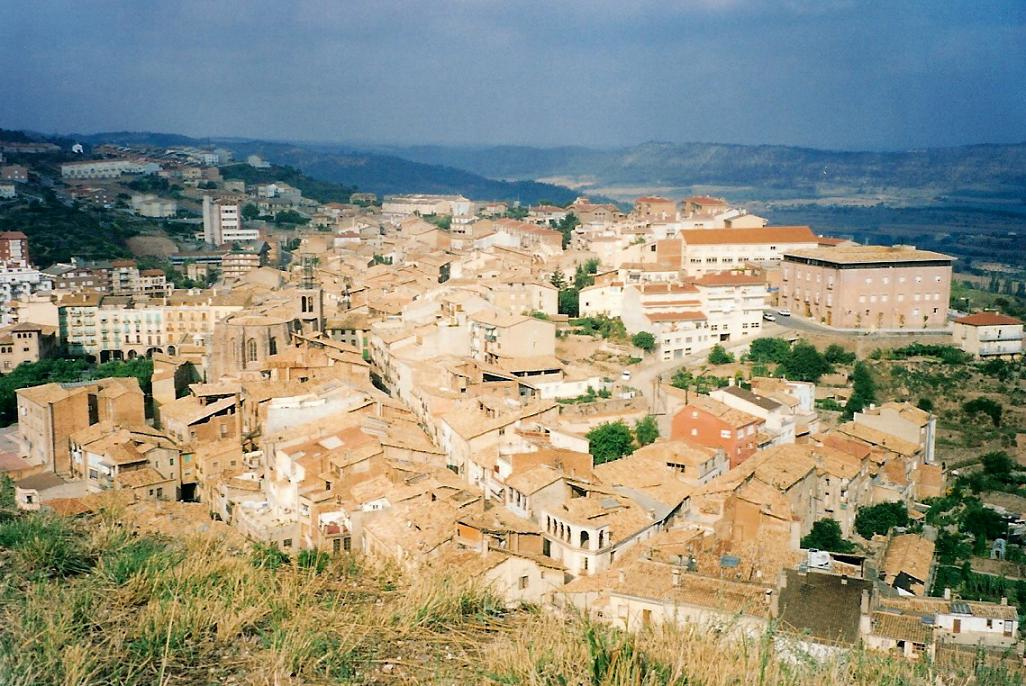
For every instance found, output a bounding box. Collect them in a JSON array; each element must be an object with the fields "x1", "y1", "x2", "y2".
[
  {"x1": 670, "y1": 395, "x2": 764, "y2": 468},
  {"x1": 0, "y1": 231, "x2": 29, "y2": 264}
]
